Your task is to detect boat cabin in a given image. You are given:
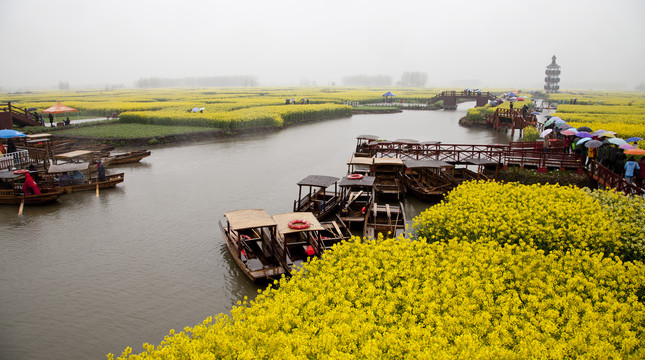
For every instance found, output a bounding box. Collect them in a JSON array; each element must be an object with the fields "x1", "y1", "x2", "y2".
[
  {"x1": 354, "y1": 134, "x2": 379, "y2": 157},
  {"x1": 272, "y1": 212, "x2": 325, "y2": 275},
  {"x1": 372, "y1": 157, "x2": 405, "y2": 199},
  {"x1": 293, "y1": 175, "x2": 340, "y2": 220},
  {"x1": 402, "y1": 159, "x2": 456, "y2": 202},
  {"x1": 219, "y1": 209, "x2": 285, "y2": 281},
  {"x1": 347, "y1": 156, "x2": 374, "y2": 175},
  {"x1": 337, "y1": 174, "x2": 375, "y2": 229}
]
